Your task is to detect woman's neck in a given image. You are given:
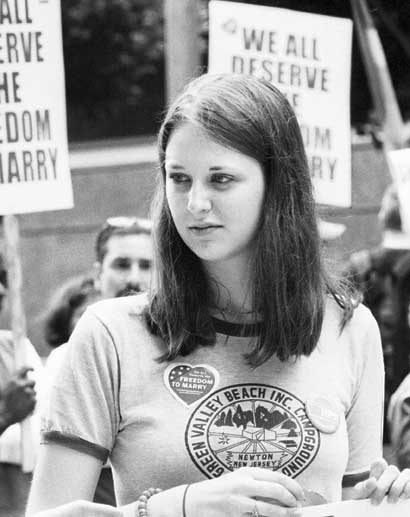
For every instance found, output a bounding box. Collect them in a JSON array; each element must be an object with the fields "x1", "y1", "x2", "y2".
[{"x1": 203, "y1": 256, "x2": 257, "y2": 322}]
